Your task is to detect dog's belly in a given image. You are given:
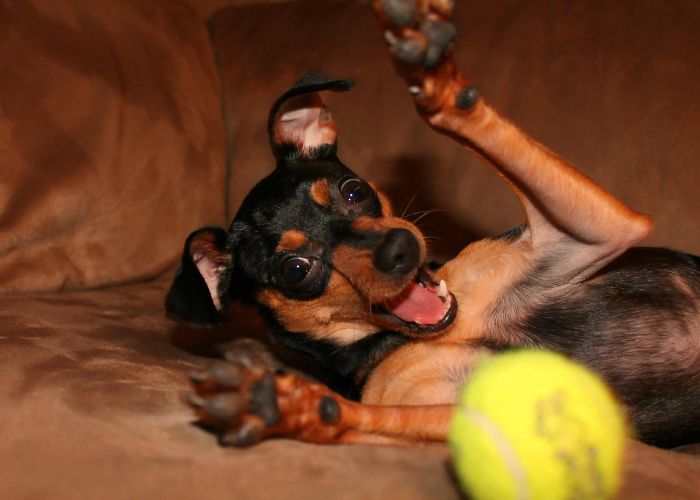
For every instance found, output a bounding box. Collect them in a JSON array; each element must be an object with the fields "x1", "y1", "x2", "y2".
[{"x1": 520, "y1": 247, "x2": 700, "y2": 448}]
